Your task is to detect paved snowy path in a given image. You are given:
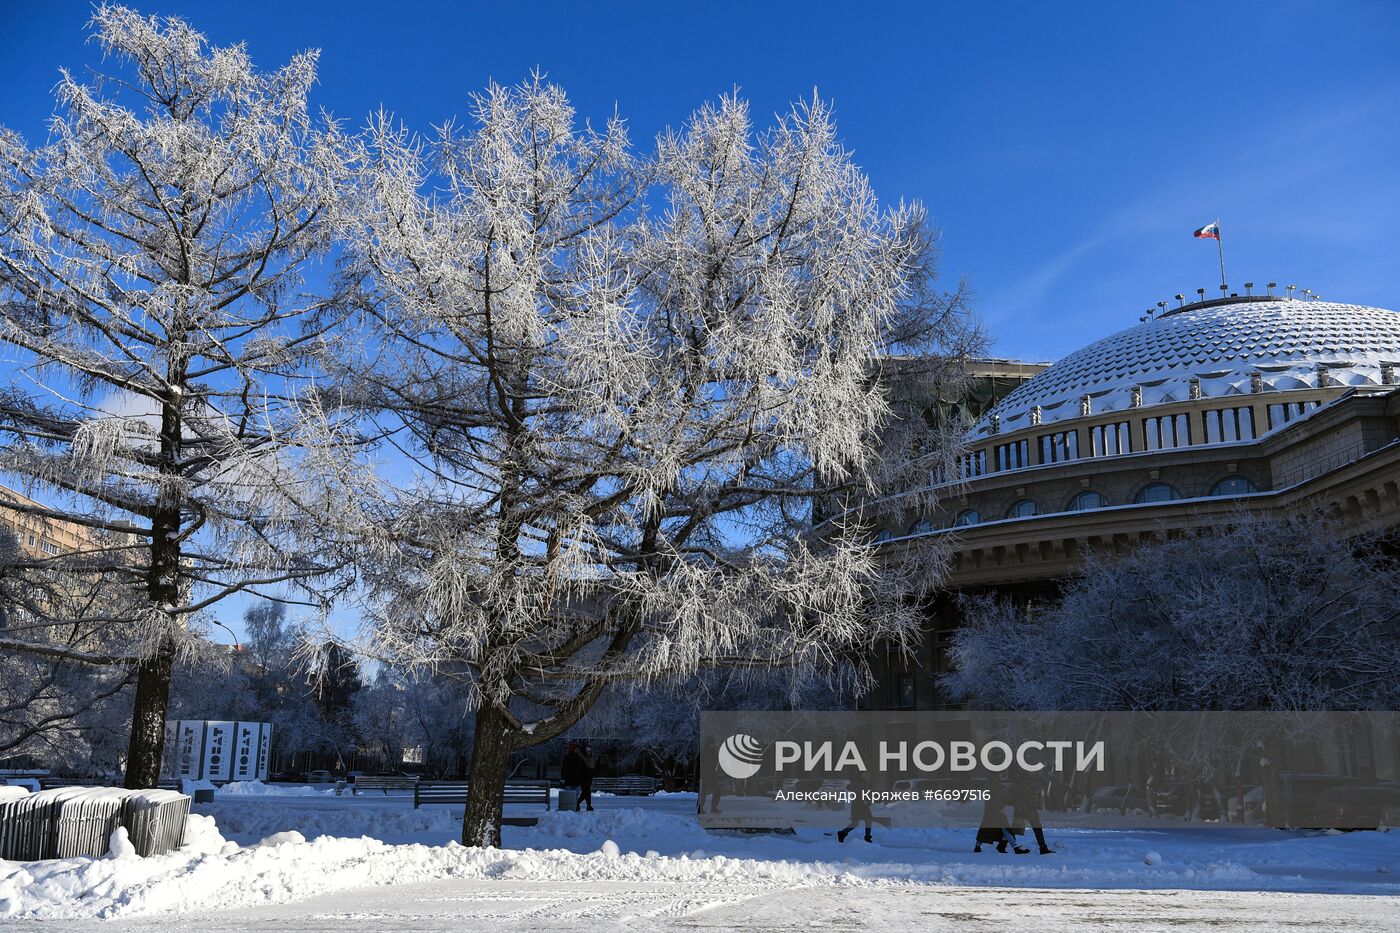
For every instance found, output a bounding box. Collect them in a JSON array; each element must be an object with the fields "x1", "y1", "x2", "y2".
[
  {"x1": 6, "y1": 791, "x2": 1397, "y2": 925},
  {"x1": 7, "y1": 878, "x2": 1394, "y2": 932}
]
